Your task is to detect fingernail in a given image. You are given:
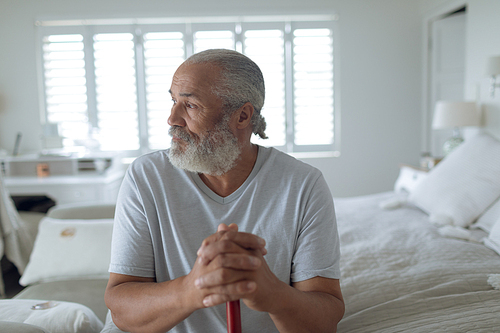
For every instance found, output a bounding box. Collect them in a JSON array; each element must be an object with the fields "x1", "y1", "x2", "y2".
[
  {"x1": 203, "y1": 298, "x2": 212, "y2": 307},
  {"x1": 247, "y1": 281, "x2": 256, "y2": 291},
  {"x1": 195, "y1": 278, "x2": 202, "y2": 288},
  {"x1": 258, "y1": 237, "x2": 266, "y2": 246}
]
